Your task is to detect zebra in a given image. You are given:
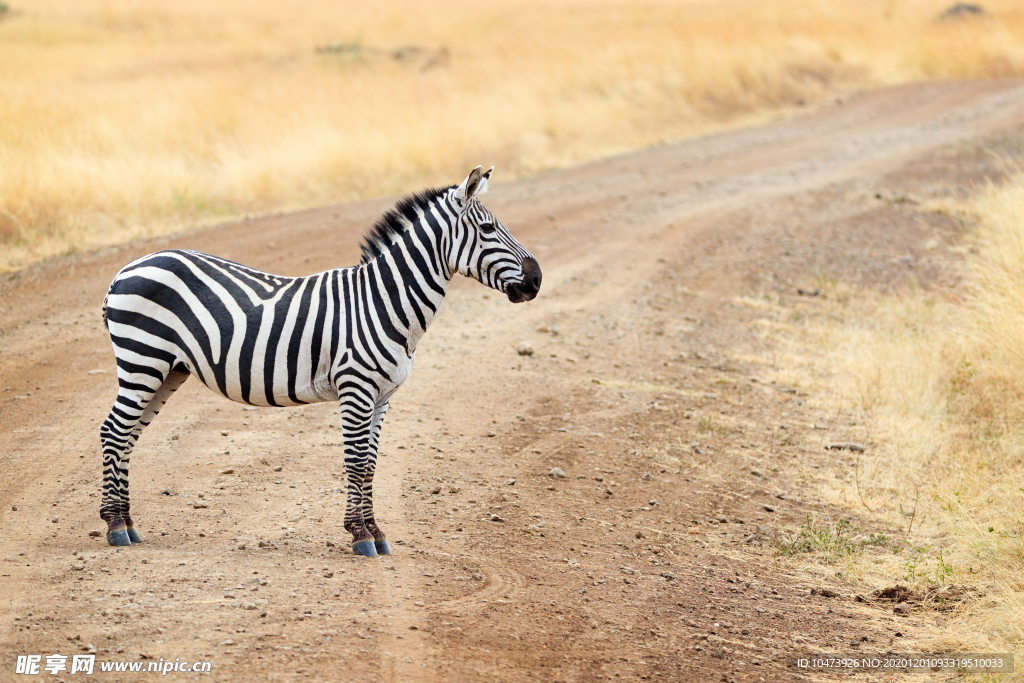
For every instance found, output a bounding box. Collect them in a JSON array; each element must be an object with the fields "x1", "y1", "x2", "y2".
[{"x1": 99, "y1": 166, "x2": 541, "y2": 557}]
